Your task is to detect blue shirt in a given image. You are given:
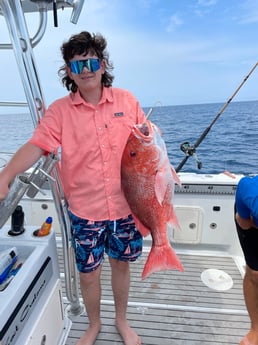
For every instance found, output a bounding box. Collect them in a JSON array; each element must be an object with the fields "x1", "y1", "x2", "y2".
[{"x1": 235, "y1": 175, "x2": 258, "y2": 226}]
